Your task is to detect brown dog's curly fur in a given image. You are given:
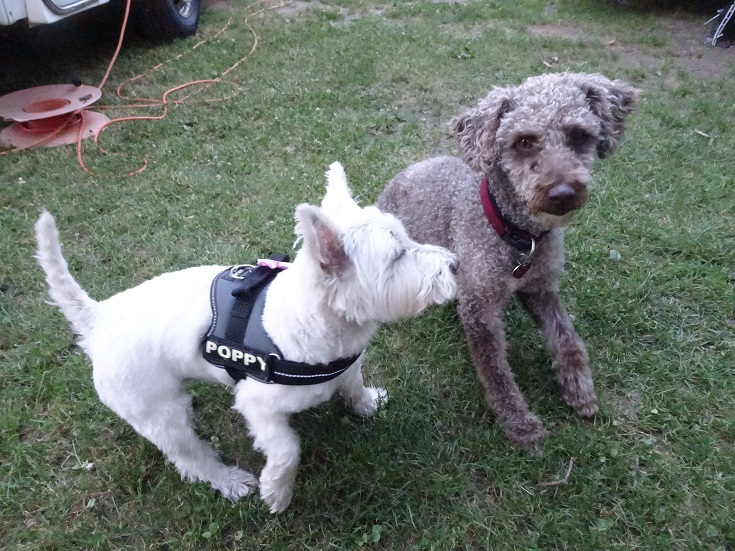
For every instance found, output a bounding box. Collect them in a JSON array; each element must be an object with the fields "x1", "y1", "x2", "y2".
[{"x1": 378, "y1": 72, "x2": 639, "y2": 453}]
